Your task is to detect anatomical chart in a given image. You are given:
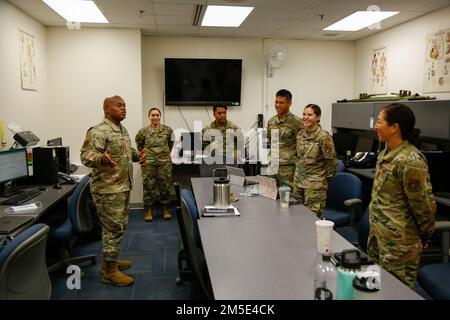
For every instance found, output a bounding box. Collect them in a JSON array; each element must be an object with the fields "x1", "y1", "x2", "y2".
[
  {"x1": 424, "y1": 29, "x2": 450, "y2": 92},
  {"x1": 370, "y1": 47, "x2": 388, "y2": 94}
]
